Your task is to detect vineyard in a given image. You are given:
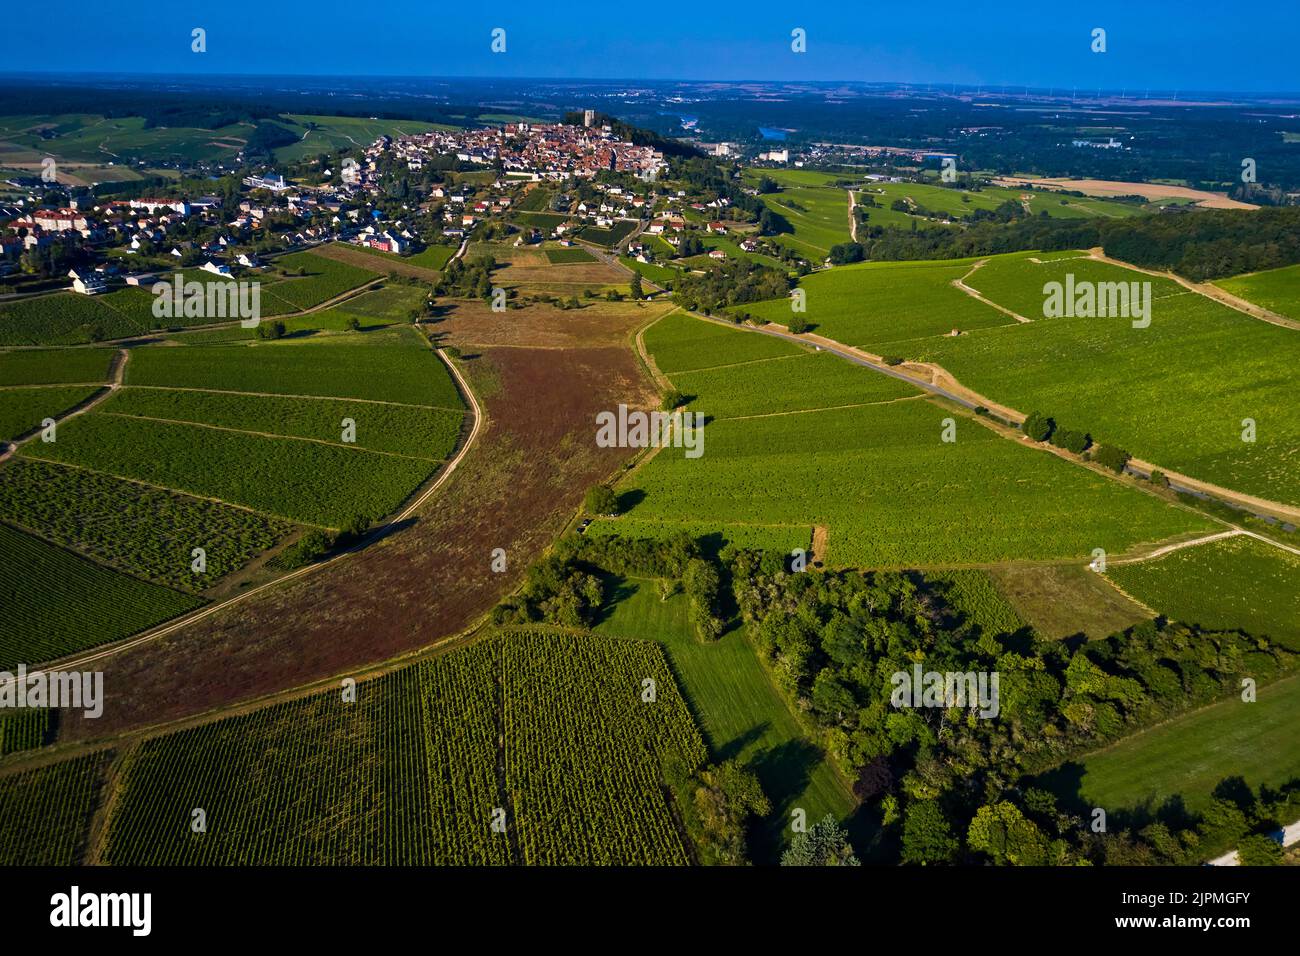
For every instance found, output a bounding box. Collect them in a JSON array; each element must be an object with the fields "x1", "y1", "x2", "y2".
[
  {"x1": 0, "y1": 385, "x2": 100, "y2": 441},
  {"x1": 670, "y1": 348, "x2": 916, "y2": 421},
  {"x1": 26, "y1": 412, "x2": 440, "y2": 528},
  {"x1": 913, "y1": 252, "x2": 1300, "y2": 506},
  {"x1": 502, "y1": 630, "x2": 705, "y2": 864},
  {"x1": 617, "y1": 313, "x2": 1213, "y2": 567},
  {"x1": 0, "y1": 752, "x2": 109, "y2": 865},
  {"x1": 125, "y1": 327, "x2": 463, "y2": 408},
  {"x1": 0, "y1": 348, "x2": 113, "y2": 386},
  {"x1": 0, "y1": 708, "x2": 52, "y2": 756},
  {"x1": 102, "y1": 388, "x2": 464, "y2": 461},
  {"x1": 256, "y1": 251, "x2": 380, "y2": 314},
  {"x1": 741, "y1": 258, "x2": 1012, "y2": 350},
  {"x1": 1107, "y1": 535, "x2": 1300, "y2": 650},
  {"x1": 91, "y1": 630, "x2": 704, "y2": 864},
  {"x1": 0, "y1": 459, "x2": 292, "y2": 589},
  {"x1": 0, "y1": 521, "x2": 202, "y2": 668},
  {"x1": 642, "y1": 309, "x2": 797, "y2": 374},
  {"x1": 1214, "y1": 262, "x2": 1300, "y2": 322}
]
